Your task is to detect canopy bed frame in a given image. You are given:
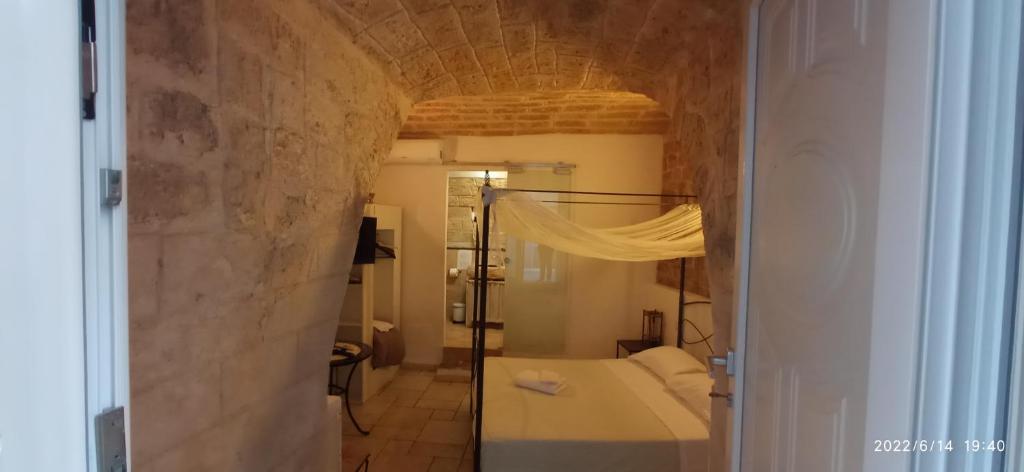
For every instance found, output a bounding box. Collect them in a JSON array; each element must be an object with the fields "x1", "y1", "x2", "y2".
[{"x1": 469, "y1": 176, "x2": 706, "y2": 471}]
